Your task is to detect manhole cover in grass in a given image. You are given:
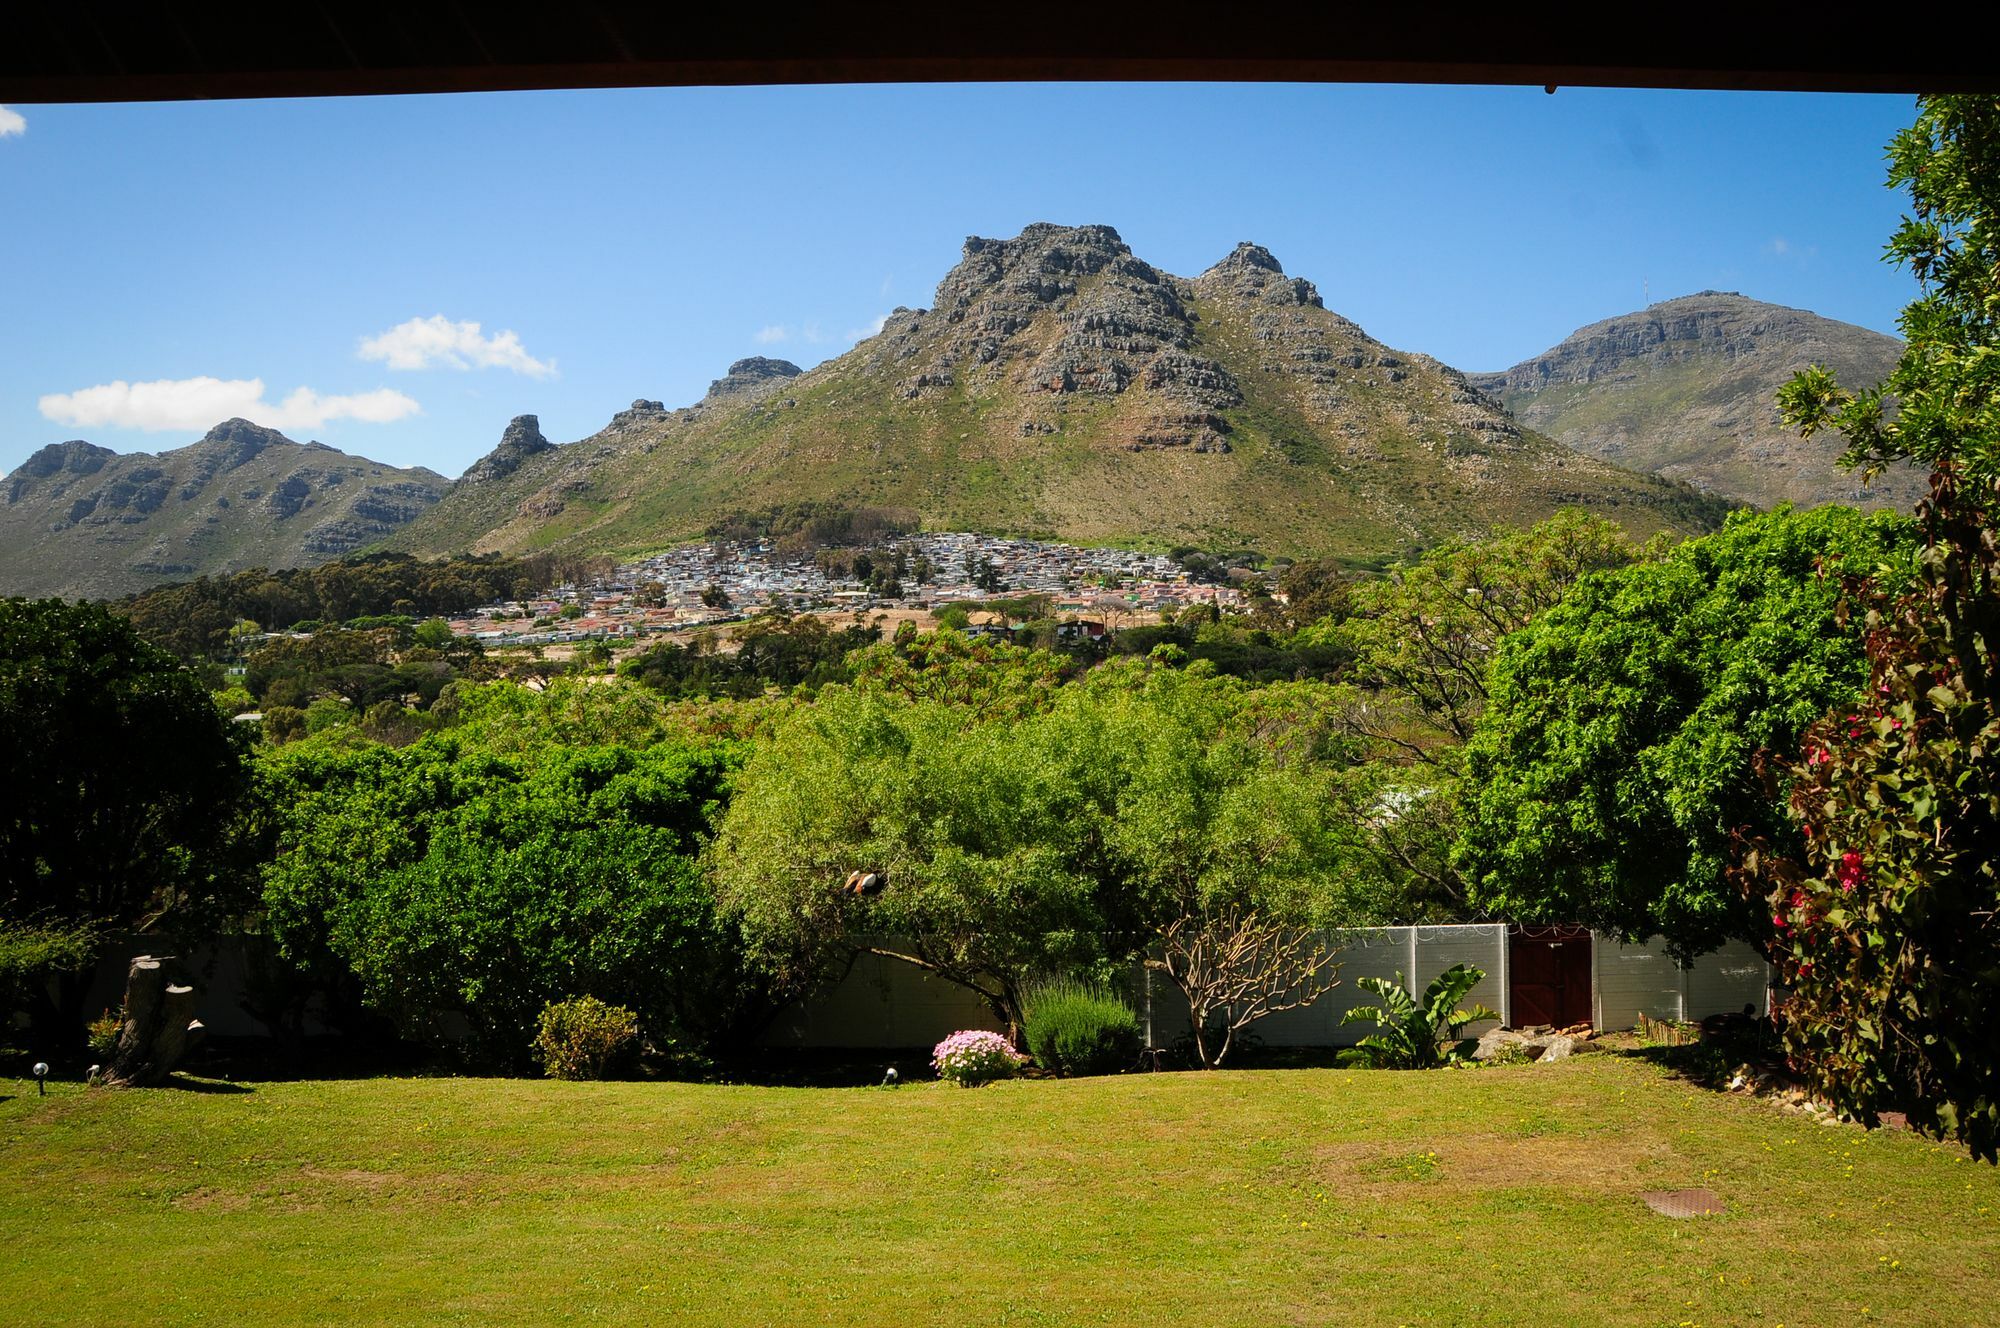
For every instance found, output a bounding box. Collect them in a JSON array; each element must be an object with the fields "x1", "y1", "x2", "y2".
[{"x1": 1641, "y1": 1188, "x2": 1725, "y2": 1218}]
